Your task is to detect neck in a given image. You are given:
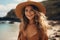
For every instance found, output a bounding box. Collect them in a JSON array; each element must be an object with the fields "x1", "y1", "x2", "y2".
[{"x1": 29, "y1": 19, "x2": 34, "y2": 24}]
